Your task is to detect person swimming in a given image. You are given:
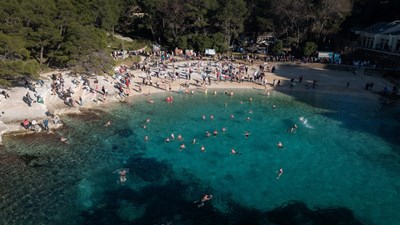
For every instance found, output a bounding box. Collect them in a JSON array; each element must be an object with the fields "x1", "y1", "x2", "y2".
[
  {"x1": 276, "y1": 168, "x2": 283, "y2": 179},
  {"x1": 210, "y1": 115, "x2": 214, "y2": 120},
  {"x1": 249, "y1": 97, "x2": 253, "y2": 102},
  {"x1": 142, "y1": 124, "x2": 147, "y2": 129},
  {"x1": 179, "y1": 144, "x2": 186, "y2": 151},
  {"x1": 192, "y1": 138, "x2": 196, "y2": 144},
  {"x1": 177, "y1": 134, "x2": 183, "y2": 141},
  {"x1": 145, "y1": 118, "x2": 151, "y2": 123},
  {"x1": 288, "y1": 124, "x2": 298, "y2": 133},
  {"x1": 104, "y1": 121, "x2": 111, "y2": 127},
  {"x1": 144, "y1": 136, "x2": 149, "y2": 141},
  {"x1": 231, "y1": 148, "x2": 238, "y2": 155},
  {"x1": 230, "y1": 114, "x2": 234, "y2": 119},
  {"x1": 195, "y1": 194, "x2": 213, "y2": 208},
  {"x1": 213, "y1": 130, "x2": 218, "y2": 136},
  {"x1": 165, "y1": 137, "x2": 170, "y2": 143},
  {"x1": 245, "y1": 131, "x2": 251, "y2": 138},
  {"x1": 114, "y1": 169, "x2": 129, "y2": 183},
  {"x1": 222, "y1": 127, "x2": 227, "y2": 132},
  {"x1": 273, "y1": 105, "x2": 277, "y2": 109},
  {"x1": 200, "y1": 145, "x2": 205, "y2": 152},
  {"x1": 202, "y1": 115, "x2": 206, "y2": 120},
  {"x1": 277, "y1": 142, "x2": 283, "y2": 148},
  {"x1": 246, "y1": 117, "x2": 251, "y2": 121},
  {"x1": 171, "y1": 134, "x2": 175, "y2": 140},
  {"x1": 206, "y1": 131, "x2": 211, "y2": 137}
]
